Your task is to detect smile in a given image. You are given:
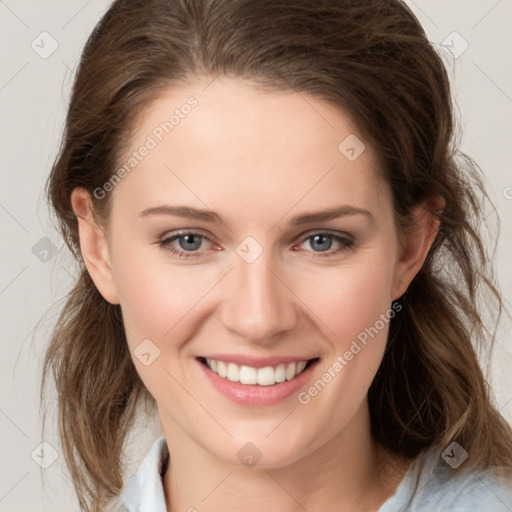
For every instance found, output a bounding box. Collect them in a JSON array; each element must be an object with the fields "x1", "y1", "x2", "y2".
[
  {"x1": 197, "y1": 355, "x2": 319, "y2": 405},
  {"x1": 204, "y1": 358, "x2": 310, "y2": 386}
]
